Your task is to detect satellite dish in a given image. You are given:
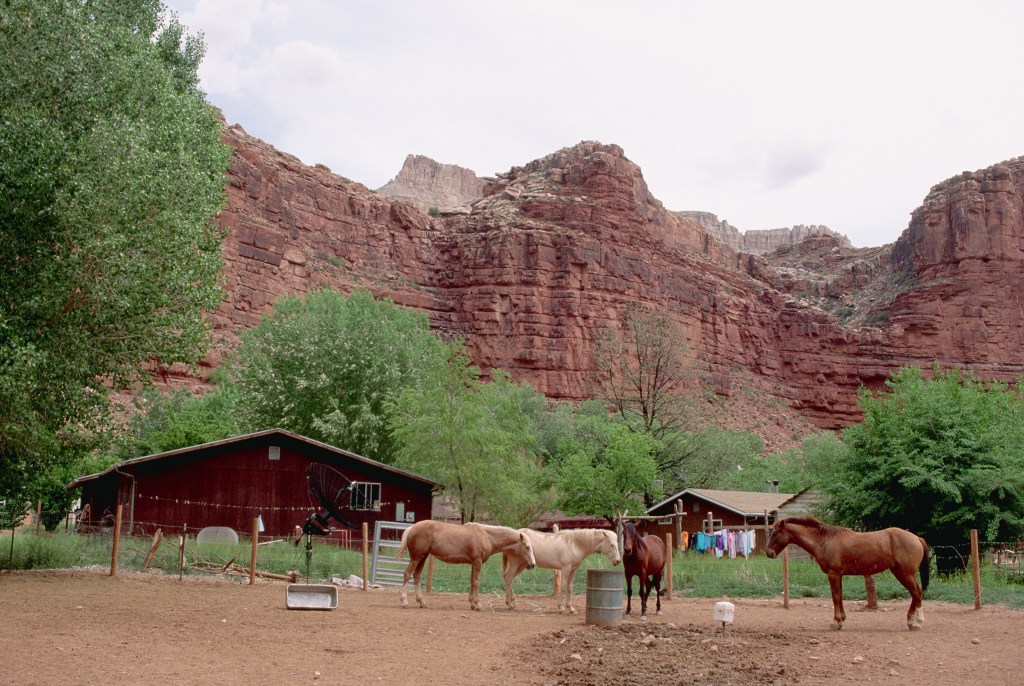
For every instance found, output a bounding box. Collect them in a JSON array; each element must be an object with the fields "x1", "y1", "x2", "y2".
[
  {"x1": 297, "y1": 463, "x2": 358, "y2": 541},
  {"x1": 295, "y1": 463, "x2": 358, "y2": 583}
]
